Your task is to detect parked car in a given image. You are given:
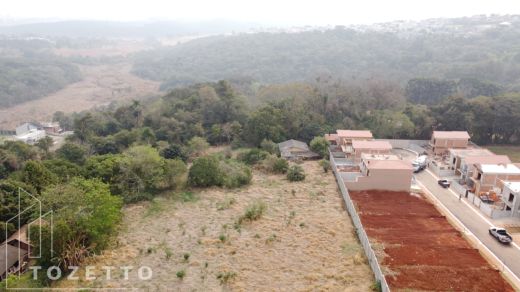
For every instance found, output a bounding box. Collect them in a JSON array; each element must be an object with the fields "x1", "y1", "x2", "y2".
[
  {"x1": 489, "y1": 227, "x2": 513, "y2": 244},
  {"x1": 413, "y1": 164, "x2": 426, "y2": 173},
  {"x1": 438, "y1": 179, "x2": 450, "y2": 188}
]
